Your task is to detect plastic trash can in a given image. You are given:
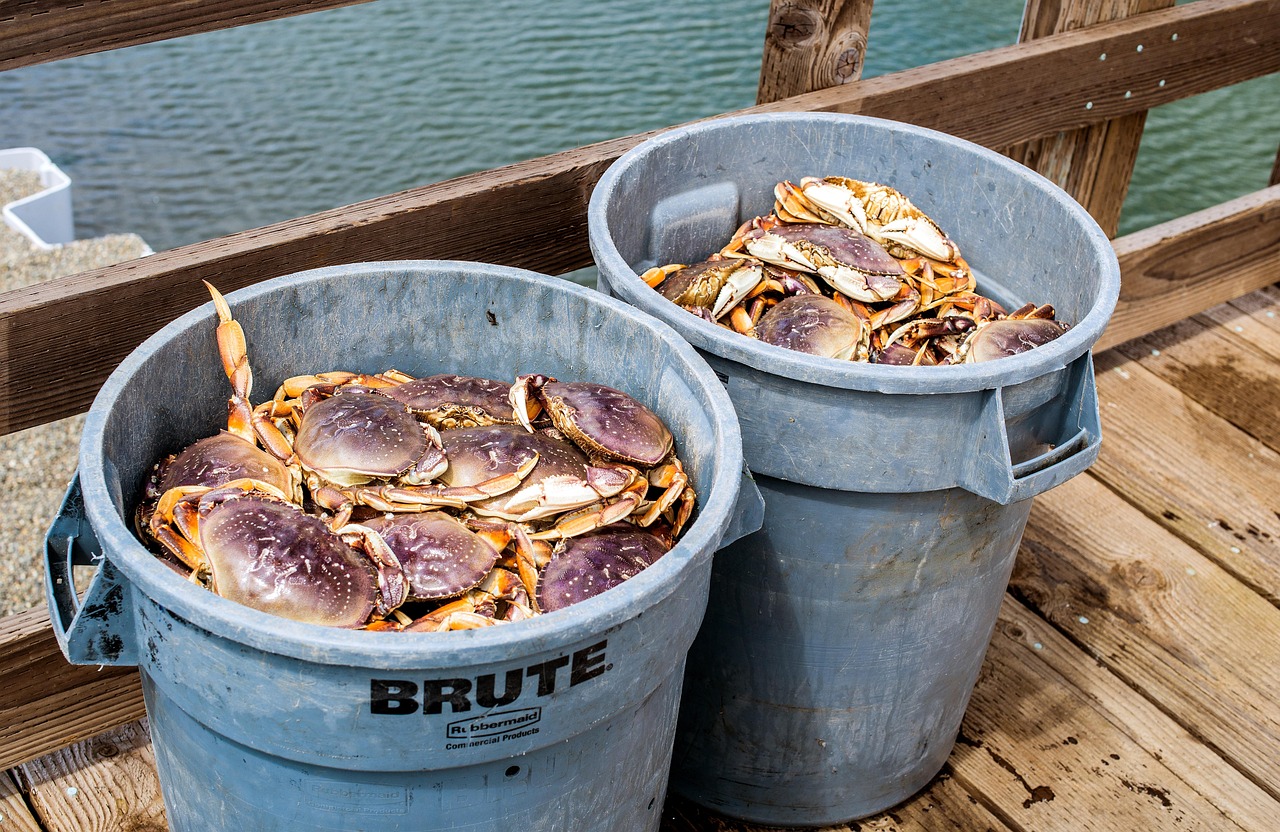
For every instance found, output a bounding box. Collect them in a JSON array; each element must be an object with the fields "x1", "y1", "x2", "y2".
[
  {"x1": 45, "y1": 261, "x2": 764, "y2": 832},
  {"x1": 0, "y1": 147, "x2": 74, "y2": 248},
  {"x1": 588, "y1": 113, "x2": 1119, "y2": 825}
]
